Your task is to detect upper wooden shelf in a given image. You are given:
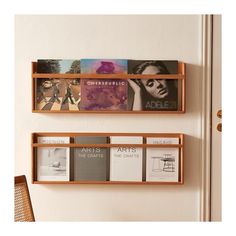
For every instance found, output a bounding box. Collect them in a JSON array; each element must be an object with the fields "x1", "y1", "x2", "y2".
[{"x1": 31, "y1": 62, "x2": 186, "y2": 113}]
